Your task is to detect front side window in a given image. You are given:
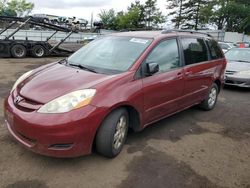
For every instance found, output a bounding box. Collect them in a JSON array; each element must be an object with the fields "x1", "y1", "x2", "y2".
[
  {"x1": 145, "y1": 39, "x2": 180, "y2": 73},
  {"x1": 68, "y1": 36, "x2": 152, "y2": 74},
  {"x1": 181, "y1": 38, "x2": 208, "y2": 65}
]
